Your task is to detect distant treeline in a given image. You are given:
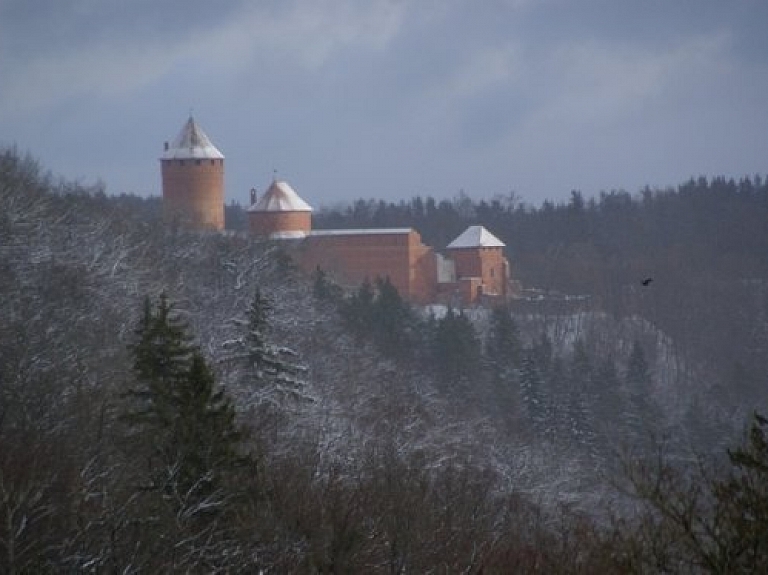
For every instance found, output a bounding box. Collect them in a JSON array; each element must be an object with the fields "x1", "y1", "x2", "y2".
[
  {"x1": 226, "y1": 174, "x2": 768, "y2": 290},
  {"x1": 308, "y1": 176, "x2": 768, "y2": 290}
]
